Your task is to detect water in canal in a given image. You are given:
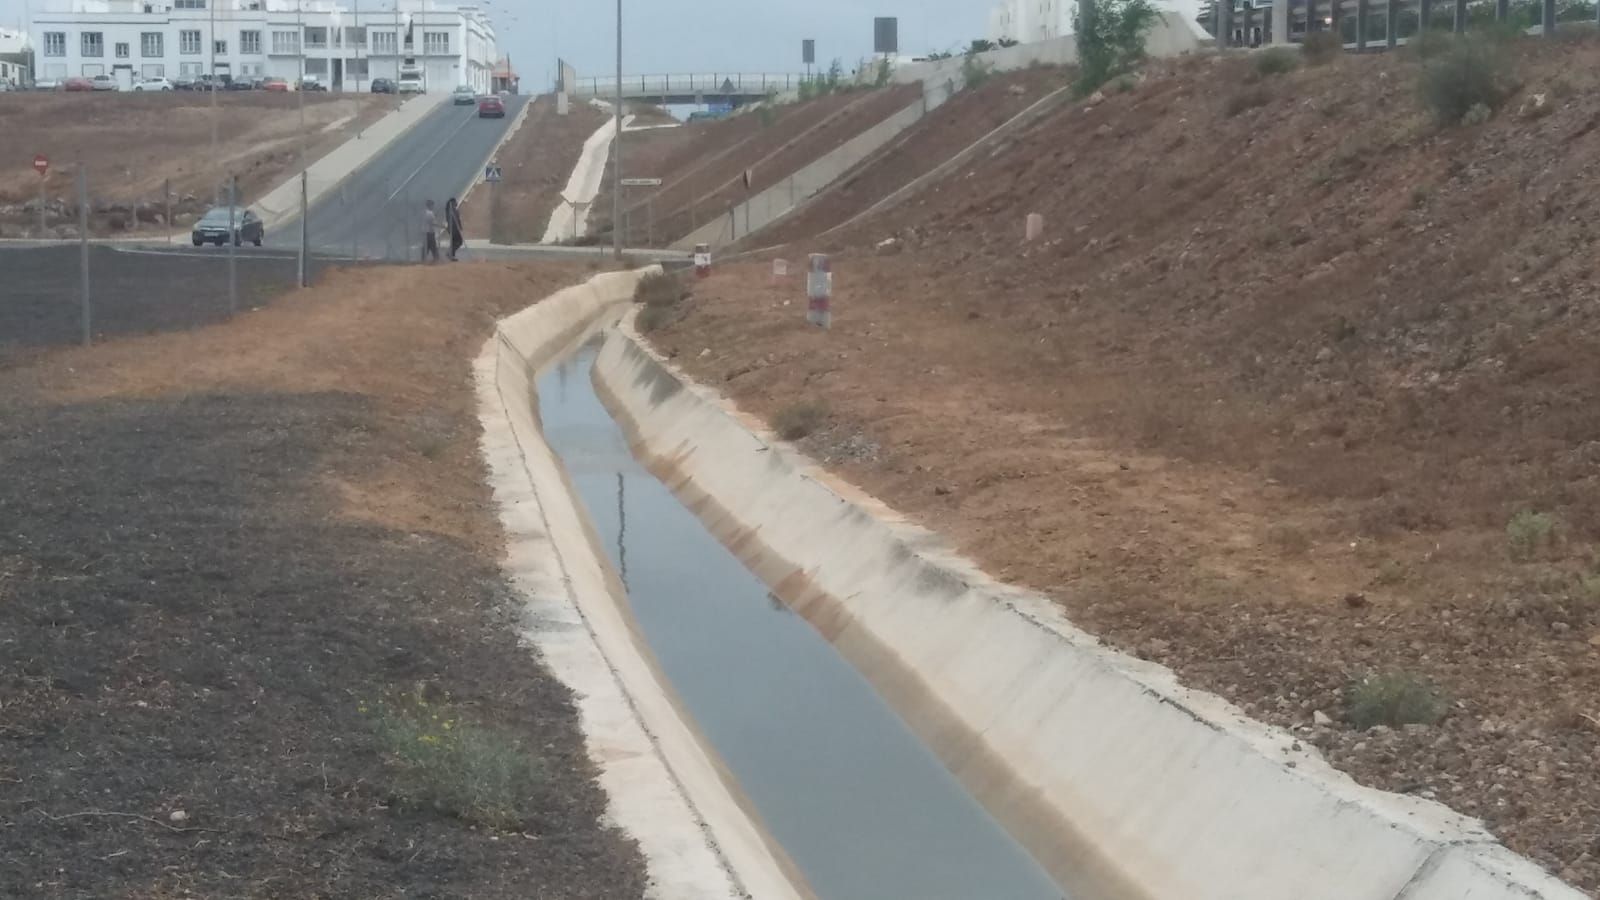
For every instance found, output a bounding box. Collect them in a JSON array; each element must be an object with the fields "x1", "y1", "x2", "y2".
[{"x1": 537, "y1": 341, "x2": 1065, "y2": 900}]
